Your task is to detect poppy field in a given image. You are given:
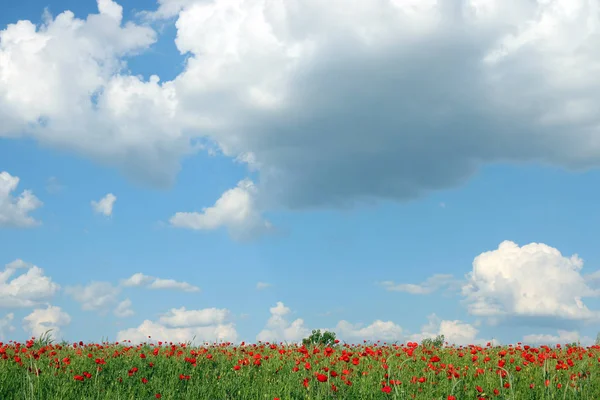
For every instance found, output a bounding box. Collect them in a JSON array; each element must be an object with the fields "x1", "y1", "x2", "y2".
[{"x1": 1, "y1": 336, "x2": 600, "y2": 399}]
